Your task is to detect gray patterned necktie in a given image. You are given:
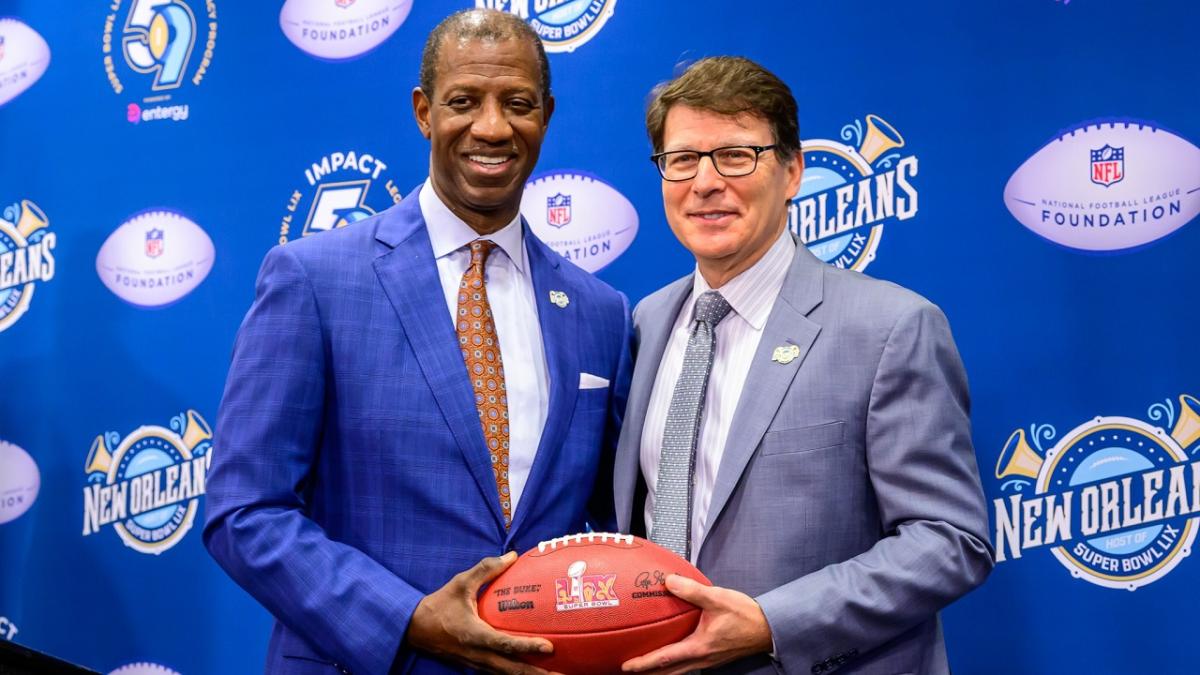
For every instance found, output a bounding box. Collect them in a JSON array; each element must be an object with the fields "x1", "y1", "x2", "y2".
[{"x1": 651, "y1": 290, "x2": 733, "y2": 559}]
